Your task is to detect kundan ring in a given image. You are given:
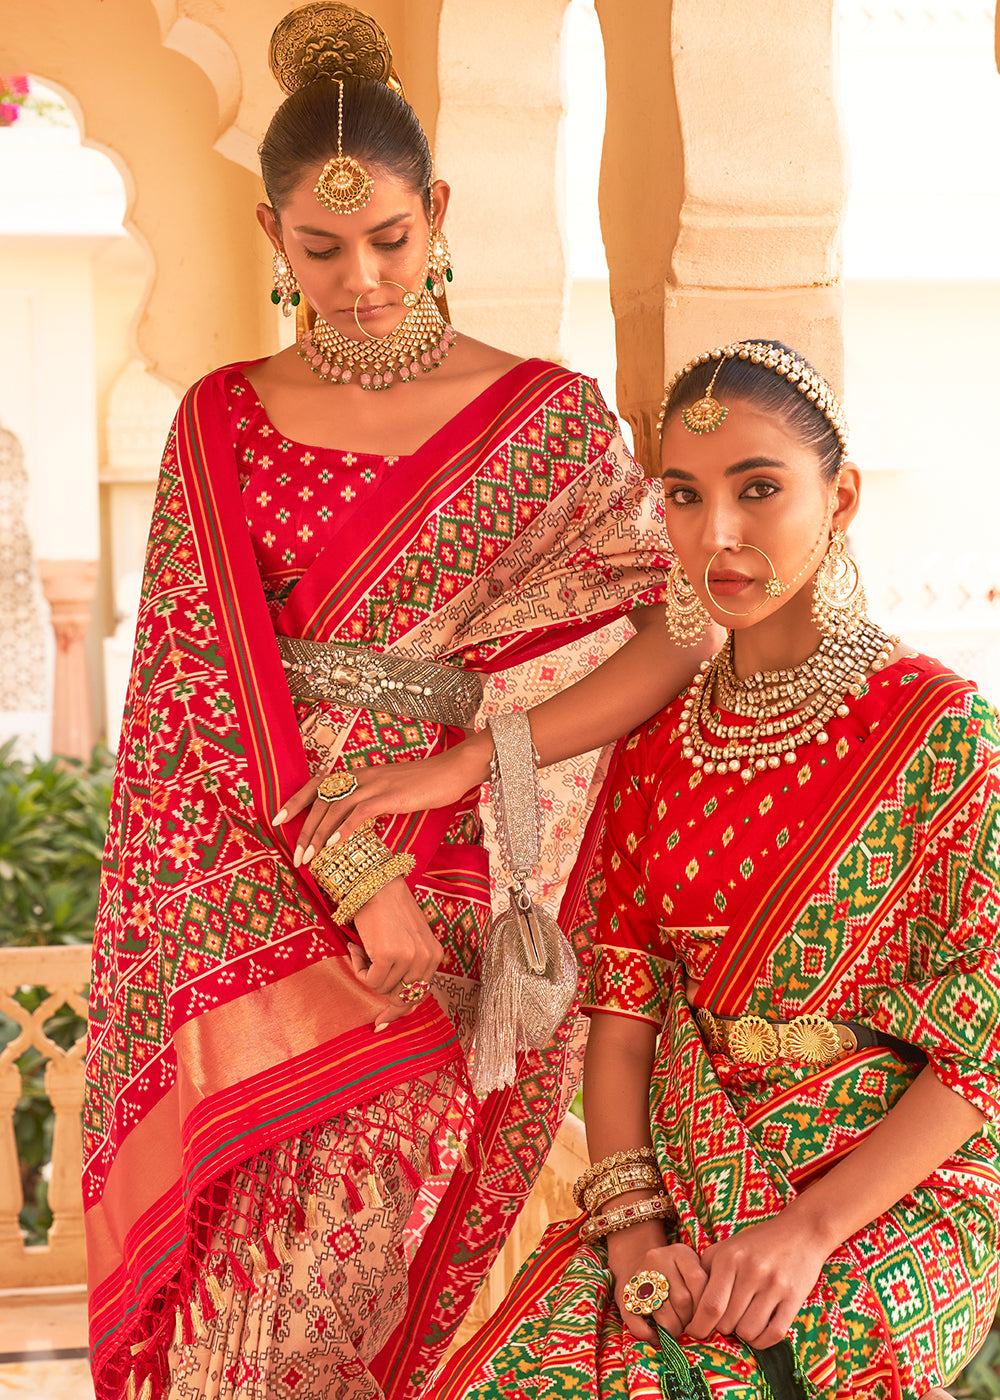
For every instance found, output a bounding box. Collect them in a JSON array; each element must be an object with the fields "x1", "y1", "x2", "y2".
[
  {"x1": 317, "y1": 773, "x2": 359, "y2": 803},
  {"x1": 622, "y1": 1270, "x2": 671, "y2": 1315},
  {"x1": 398, "y1": 980, "x2": 430, "y2": 1004}
]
